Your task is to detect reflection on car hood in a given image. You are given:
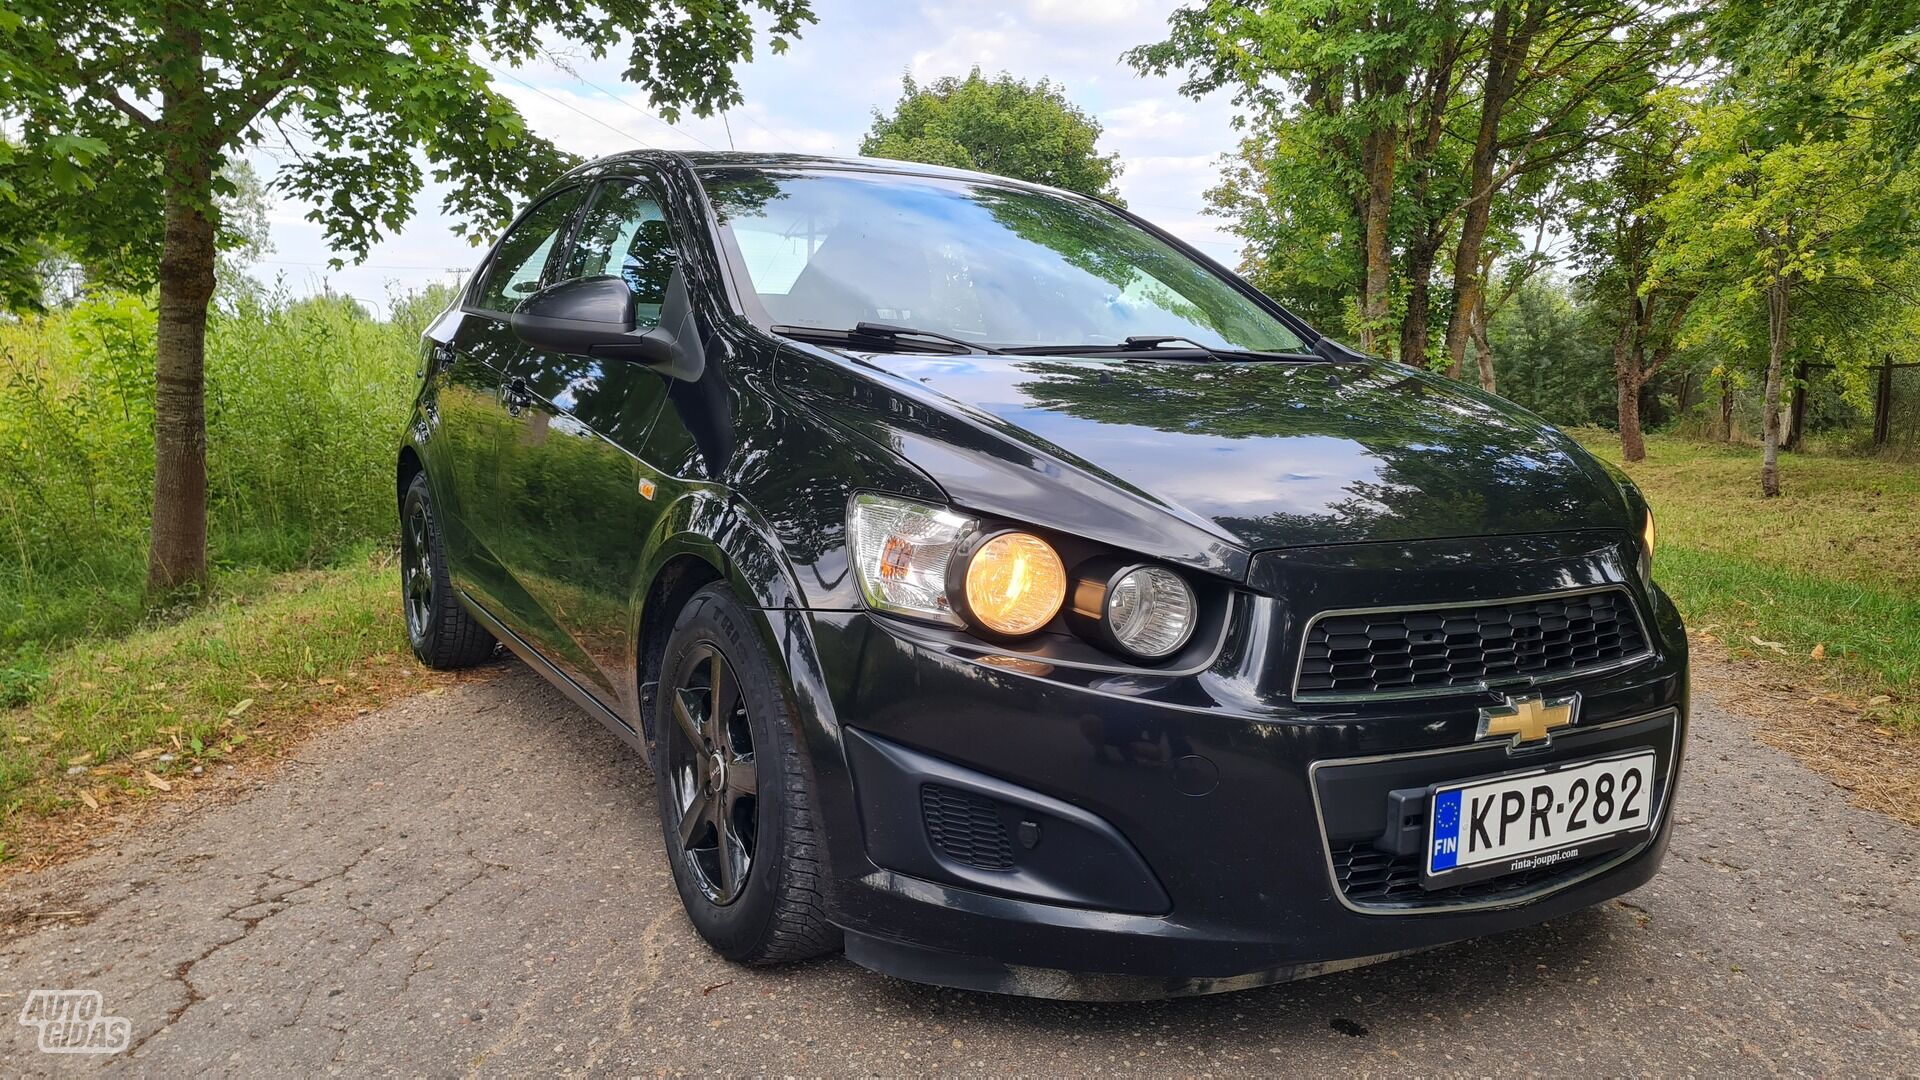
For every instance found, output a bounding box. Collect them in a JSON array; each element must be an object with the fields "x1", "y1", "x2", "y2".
[{"x1": 782, "y1": 350, "x2": 1628, "y2": 569}]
